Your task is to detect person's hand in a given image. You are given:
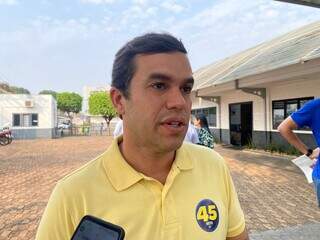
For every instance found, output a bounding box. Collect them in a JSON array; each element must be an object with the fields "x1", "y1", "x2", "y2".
[
  {"x1": 308, "y1": 148, "x2": 319, "y2": 169},
  {"x1": 310, "y1": 147, "x2": 320, "y2": 160},
  {"x1": 310, "y1": 159, "x2": 317, "y2": 169}
]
